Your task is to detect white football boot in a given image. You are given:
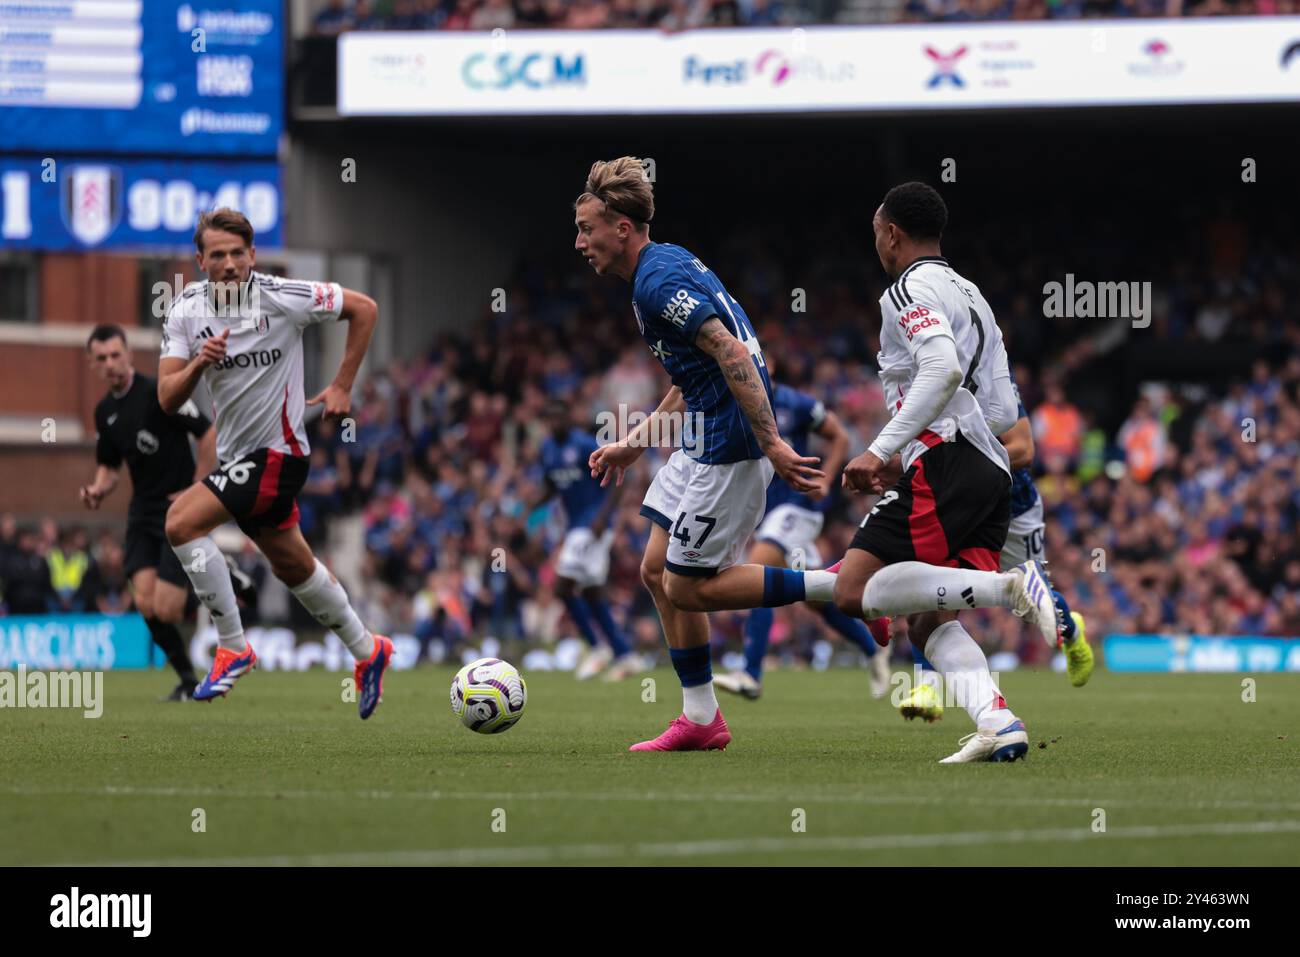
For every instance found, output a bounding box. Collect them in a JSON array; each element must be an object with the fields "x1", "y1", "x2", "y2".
[
  {"x1": 869, "y1": 650, "x2": 891, "y2": 699},
  {"x1": 712, "y1": 670, "x2": 762, "y2": 700},
  {"x1": 1008, "y1": 561, "x2": 1061, "y2": 647},
  {"x1": 575, "y1": 644, "x2": 613, "y2": 681},
  {"x1": 939, "y1": 718, "x2": 1029, "y2": 763}
]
